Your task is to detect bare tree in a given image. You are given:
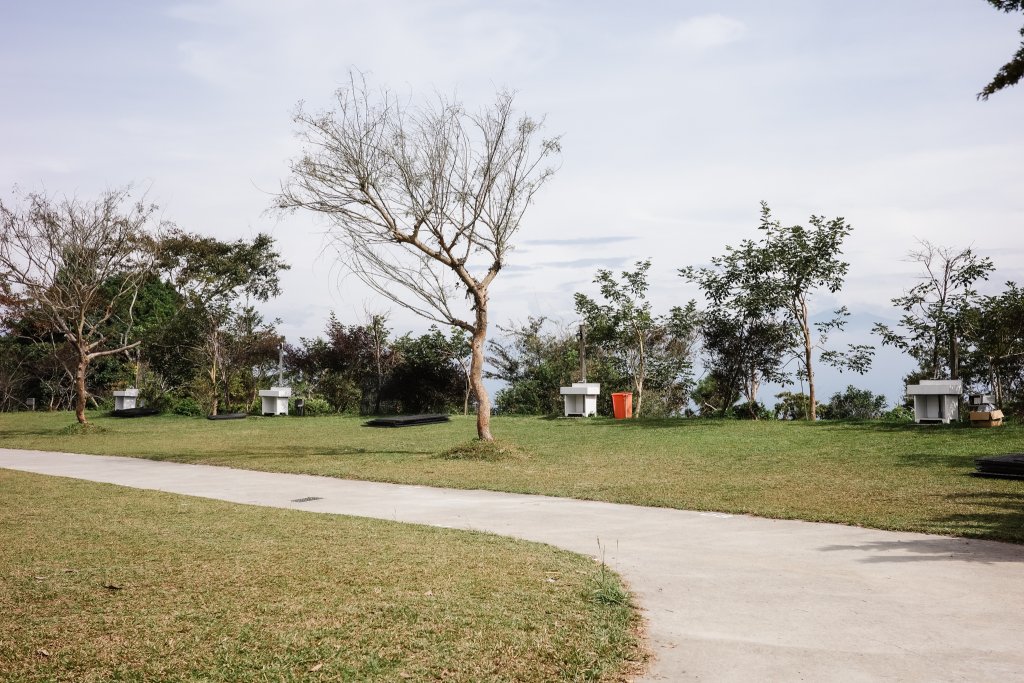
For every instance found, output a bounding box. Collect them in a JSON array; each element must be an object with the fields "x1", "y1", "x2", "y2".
[
  {"x1": 873, "y1": 239, "x2": 993, "y2": 381},
  {"x1": 279, "y1": 74, "x2": 560, "y2": 440},
  {"x1": 0, "y1": 188, "x2": 160, "y2": 424}
]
